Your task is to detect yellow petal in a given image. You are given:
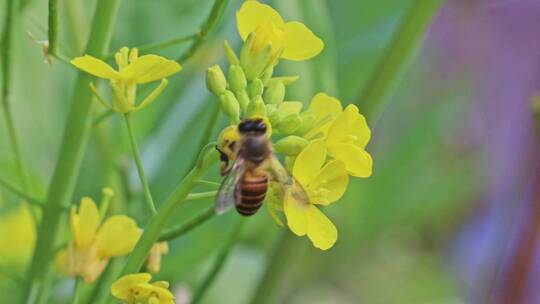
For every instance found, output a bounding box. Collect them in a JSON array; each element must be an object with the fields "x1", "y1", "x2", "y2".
[
  {"x1": 309, "y1": 93, "x2": 342, "y2": 122},
  {"x1": 95, "y1": 215, "x2": 141, "y2": 257},
  {"x1": 75, "y1": 197, "x2": 100, "y2": 249},
  {"x1": 121, "y1": 55, "x2": 182, "y2": 84},
  {"x1": 284, "y1": 189, "x2": 309, "y2": 236},
  {"x1": 309, "y1": 160, "x2": 349, "y2": 205},
  {"x1": 236, "y1": 0, "x2": 284, "y2": 40},
  {"x1": 327, "y1": 104, "x2": 371, "y2": 149},
  {"x1": 328, "y1": 144, "x2": 372, "y2": 178},
  {"x1": 111, "y1": 273, "x2": 152, "y2": 300},
  {"x1": 71, "y1": 55, "x2": 120, "y2": 79},
  {"x1": 307, "y1": 205, "x2": 337, "y2": 250},
  {"x1": 282, "y1": 22, "x2": 324, "y2": 61},
  {"x1": 292, "y1": 139, "x2": 326, "y2": 186}
]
